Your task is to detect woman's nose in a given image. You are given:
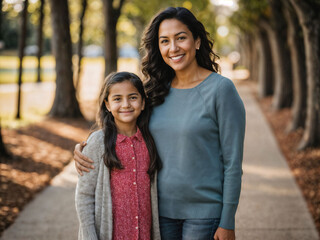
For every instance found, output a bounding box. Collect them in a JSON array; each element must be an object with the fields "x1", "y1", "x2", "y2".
[{"x1": 170, "y1": 41, "x2": 179, "y2": 52}]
